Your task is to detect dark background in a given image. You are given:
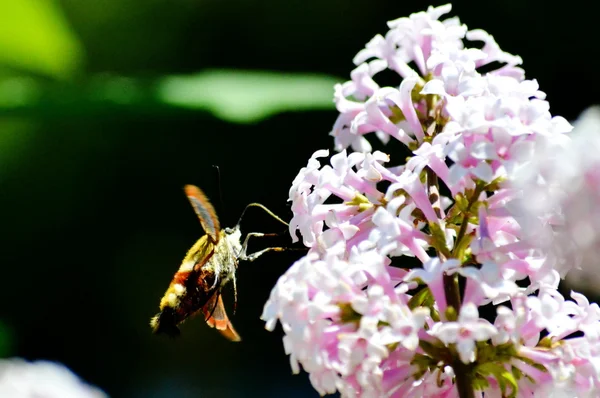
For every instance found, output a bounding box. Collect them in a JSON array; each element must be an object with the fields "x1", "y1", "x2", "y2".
[{"x1": 0, "y1": 1, "x2": 598, "y2": 397}]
